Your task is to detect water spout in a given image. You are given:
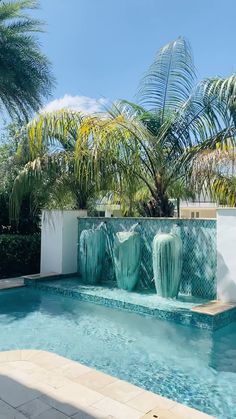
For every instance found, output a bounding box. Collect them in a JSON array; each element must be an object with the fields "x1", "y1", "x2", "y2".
[
  {"x1": 129, "y1": 222, "x2": 140, "y2": 232},
  {"x1": 152, "y1": 232, "x2": 182, "y2": 298},
  {"x1": 113, "y1": 229, "x2": 141, "y2": 291},
  {"x1": 79, "y1": 223, "x2": 105, "y2": 284}
]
